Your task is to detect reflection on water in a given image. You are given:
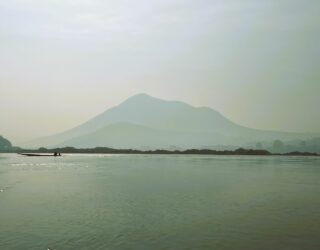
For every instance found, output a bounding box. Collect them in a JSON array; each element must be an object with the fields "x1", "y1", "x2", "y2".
[{"x1": 0, "y1": 153, "x2": 320, "y2": 249}]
